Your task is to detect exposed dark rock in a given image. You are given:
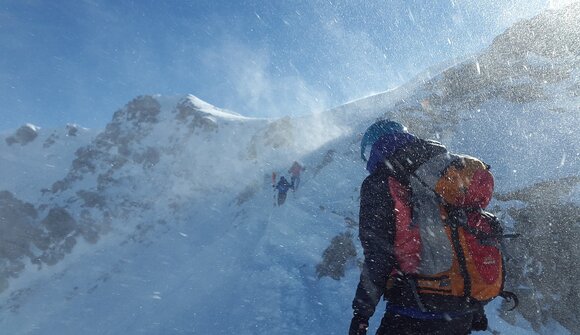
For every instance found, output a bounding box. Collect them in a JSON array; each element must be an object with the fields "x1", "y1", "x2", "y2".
[
  {"x1": 175, "y1": 98, "x2": 218, "y2": 133},
  {"x1": 5, "y1": 124, "x2": 39, "y2": 146},
  {"x1": 76, "y1": 190, "x2": 106, "y2": 209},
  {"x1": 43, "y1": 133, "x2": 58, "y2": 148},
  {"x1": 313, "y1": 149, "x2": 336, "y2": 176},
  {"x1": 41, "y1": 207, "x2": 77, "y2": 241},
  {"x1": 235, "y1": 182, "x2": 260, "y2": 206},
  {"x1": 497, "y1": 177, "x2": 580, "y2": 332},
  {"x1": 316, "y1": 231, "x2": 357, "y2": 280},
  {"x1": 121, "y1": 95, "x2": 161, "y2": 124},
  {"x1": 489, "y1": 3, "x2": 580, "y2": 60},
  {"x1": 495, "y1": 176, "x2": 580, "y2": 205},
  {"x1": 0, "y1": 191, "x2": 46, "y2": 293},
  {"x1": 66, "y1": 124, "x2": 79, "y2": 137},
  {"x1": 133, "y1": 147, "x2": 160, "y2": 168}
]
